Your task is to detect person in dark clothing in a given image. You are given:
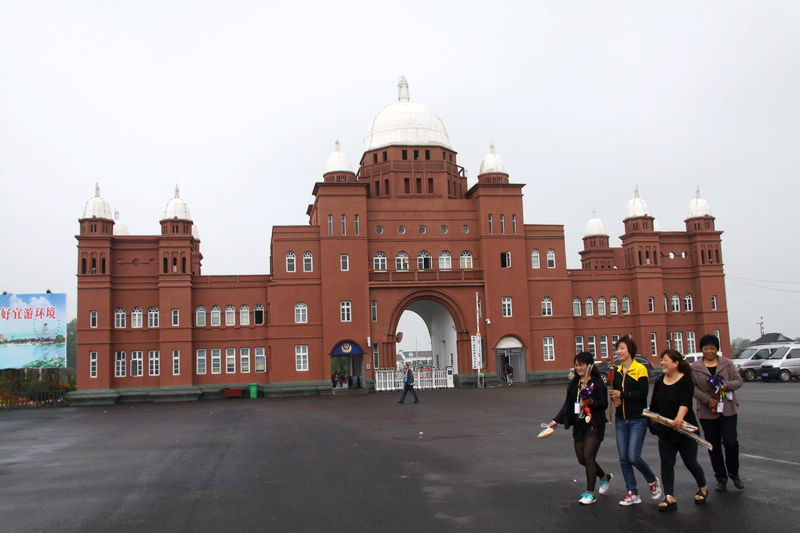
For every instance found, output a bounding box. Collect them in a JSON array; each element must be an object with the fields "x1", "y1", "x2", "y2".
[
  {"x1": 547, "y1": 352, "x2": 611, "y2": 505},
  {"x1": 397, "y1": 363, "x2": 419, "y2": 404},
  {"x1": 649, "y1": 349, "x2": 708, "y2": 512},
  {"x1": 505, "y1": 362, "x2": 514, "y2": 386}
]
